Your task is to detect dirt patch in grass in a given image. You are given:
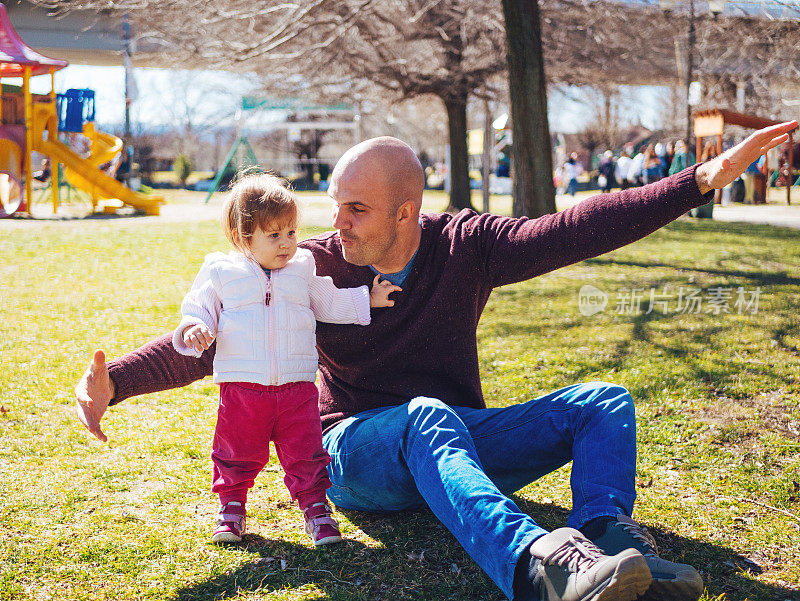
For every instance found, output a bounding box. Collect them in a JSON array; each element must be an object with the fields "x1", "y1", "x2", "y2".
[{"x1": 693, "y1": 391, "x2": 800, "y2": 442}]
